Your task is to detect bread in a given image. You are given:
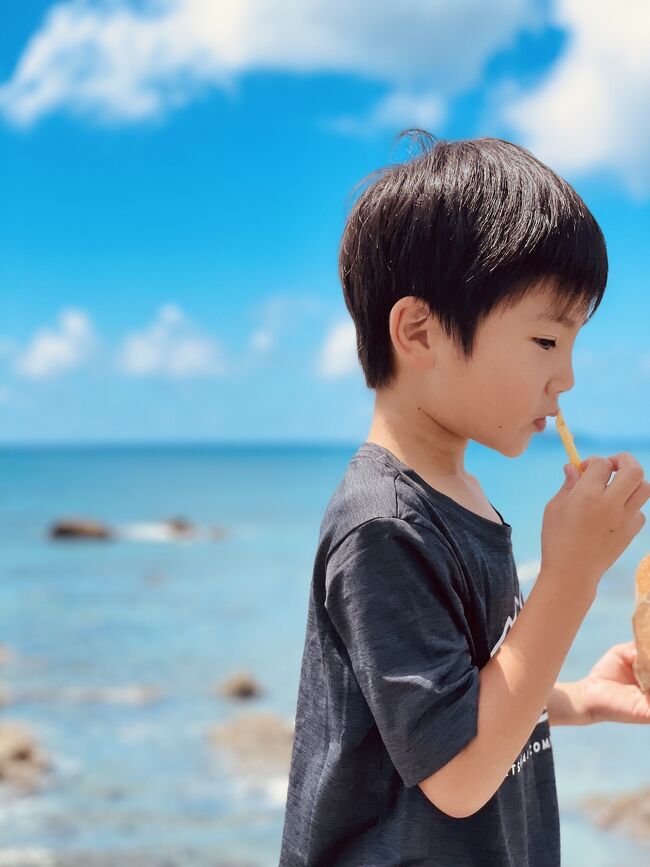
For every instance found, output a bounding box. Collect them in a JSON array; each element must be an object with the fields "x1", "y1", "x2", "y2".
[{"x1": 632, "y1": 553, "x2": 650, "y2": 693}]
